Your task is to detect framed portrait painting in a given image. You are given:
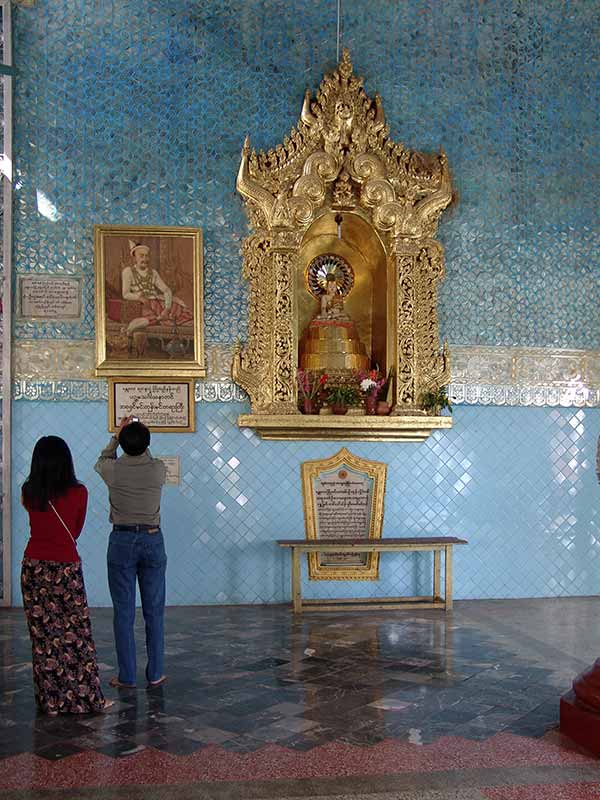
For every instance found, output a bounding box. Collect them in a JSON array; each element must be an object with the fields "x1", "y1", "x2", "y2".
[{"x1": 94, "y1": 225, "x2": 205, "y2": 377}]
